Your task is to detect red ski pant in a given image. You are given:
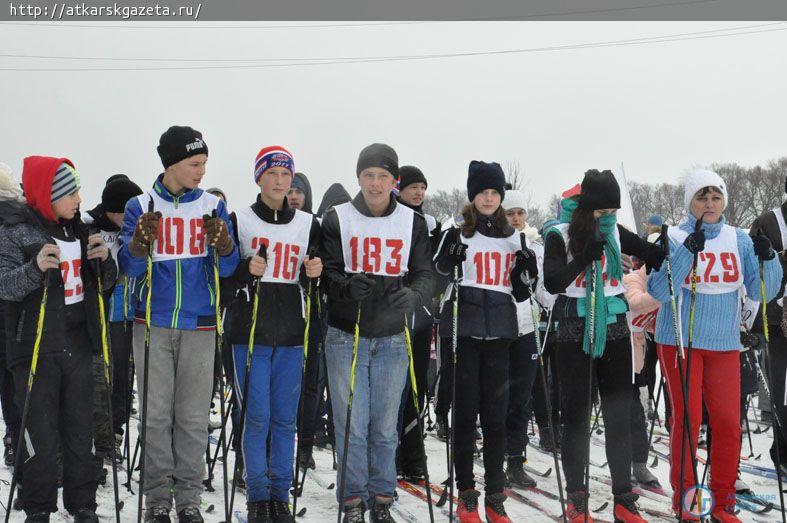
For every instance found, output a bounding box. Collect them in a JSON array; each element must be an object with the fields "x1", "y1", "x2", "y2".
[{"x1": 657, "y1": 344, "x2": 741, "y2": 511}]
